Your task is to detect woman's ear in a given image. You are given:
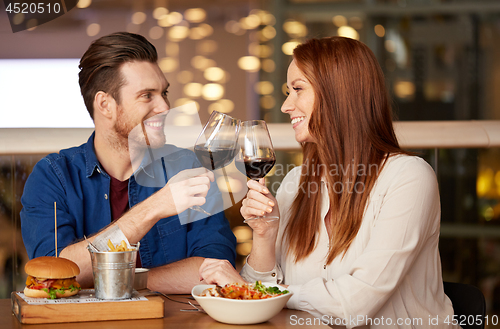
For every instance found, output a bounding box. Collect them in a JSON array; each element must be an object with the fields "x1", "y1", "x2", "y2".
[{"x1": 94, "y1": 91, "x2": 115, "y2": 120}]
